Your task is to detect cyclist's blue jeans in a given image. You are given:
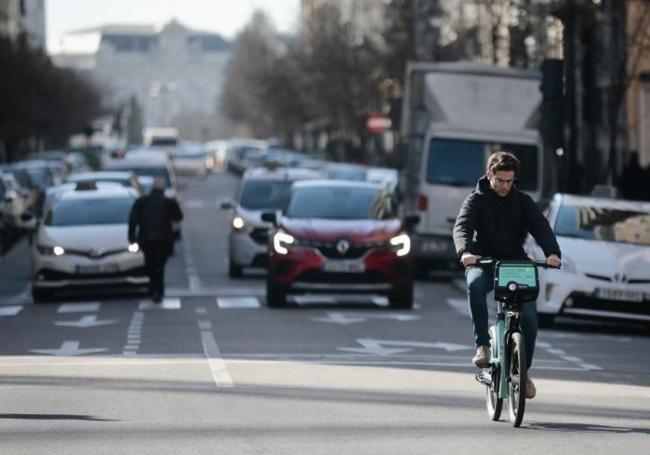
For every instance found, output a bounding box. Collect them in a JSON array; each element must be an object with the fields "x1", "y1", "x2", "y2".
[{"x1": 466, "y1": 266, "x2": 537, "y2": 369}]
